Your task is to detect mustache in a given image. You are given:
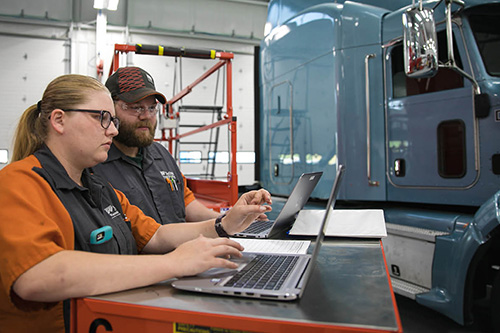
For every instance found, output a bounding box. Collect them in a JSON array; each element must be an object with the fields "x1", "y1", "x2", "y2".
[{"x1": 135, "y1": 121, "x2": 154, "y2": 129}]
